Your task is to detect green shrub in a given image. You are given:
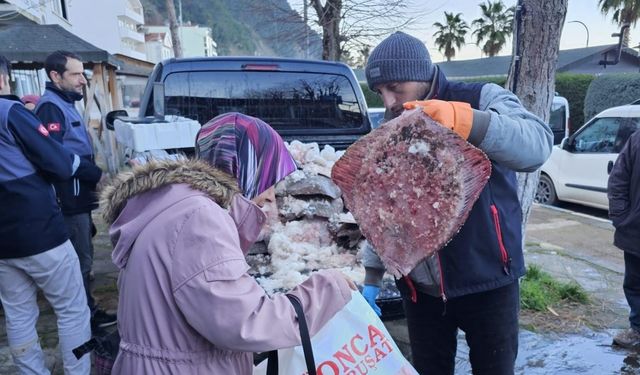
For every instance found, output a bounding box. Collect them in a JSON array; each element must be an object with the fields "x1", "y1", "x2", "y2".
[
  {"x1": 555, "y1": 73, "x2": 595, "y2": 134},
  {"x1": 584, "y1": 73, "x2": 640, "y2": 122},
  {"x1": 459, "y1": 76, "x2": 507, "y2": 87},
  {"x1": 520, "y1": 265, "x2": 589, "y2": 312},
  {"x1": 462, "y1": 74, "x2": 593, "y2": 135},
  {"x1": 558, "y1": 282, "x2": 589, "y2": 303},
  {"x1": 360, "y1": 83, "x2": 383, "y2": 108}
]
